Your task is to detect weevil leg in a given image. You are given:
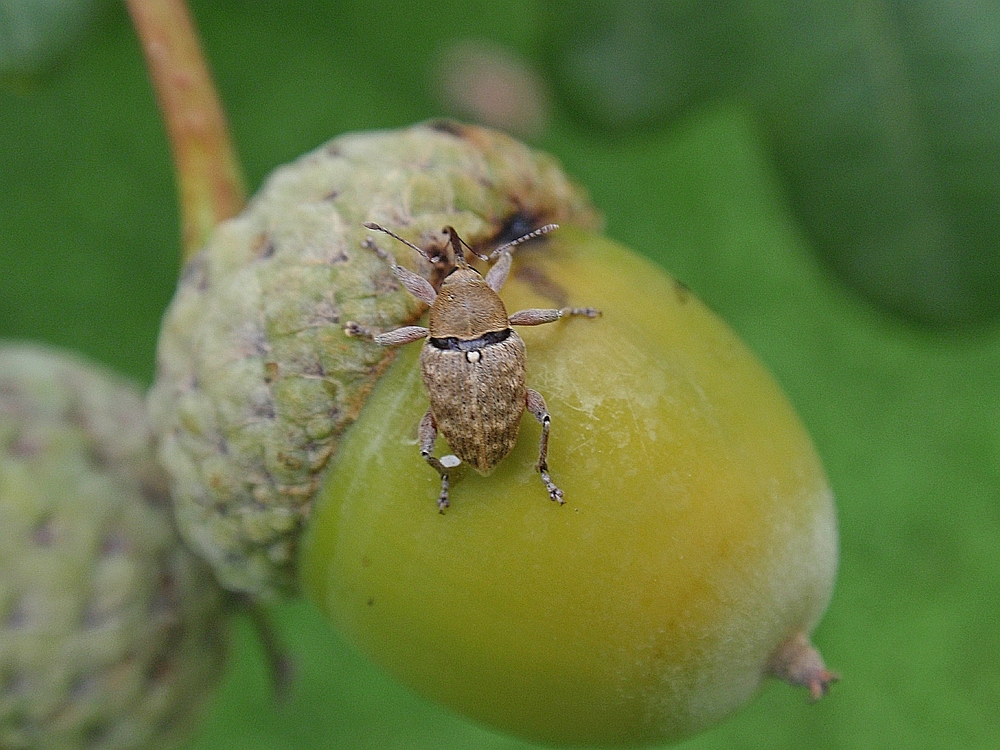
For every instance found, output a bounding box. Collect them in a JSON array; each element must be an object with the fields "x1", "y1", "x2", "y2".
[
  {"x1": 484, "y1": 223, "x2": 561, "y2": 291},
  {"x1": 362, "y1": 235, "x2": 438, "y2": 305},
  {"x1": 525, "y1": 388, "x2": 564, "y2": 505},
  {"x1": 419, "y1": 409, "x2": 451, "y2": 512},
  {"x1": 484, "y1": 250, "x2": 512, "y2": 291},
  {"x1": 508, "y1": 307, "x2": 601, "y2": 326},
  {"x1": 393, "y1": 267, "x2": 437, "y2": 305},
  {"x1": 344, "y1": 323, "x2": 429, "y2": 347}
]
